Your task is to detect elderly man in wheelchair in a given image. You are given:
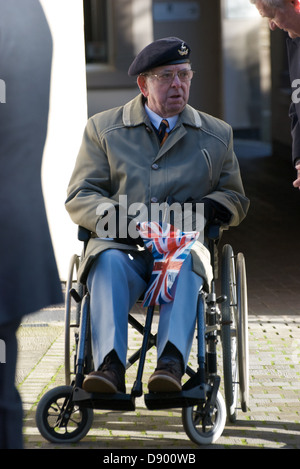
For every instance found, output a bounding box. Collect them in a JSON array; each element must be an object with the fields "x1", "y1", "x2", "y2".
[{"x1": 65, "y1": 37, "x2": 249, "y2": 400}]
